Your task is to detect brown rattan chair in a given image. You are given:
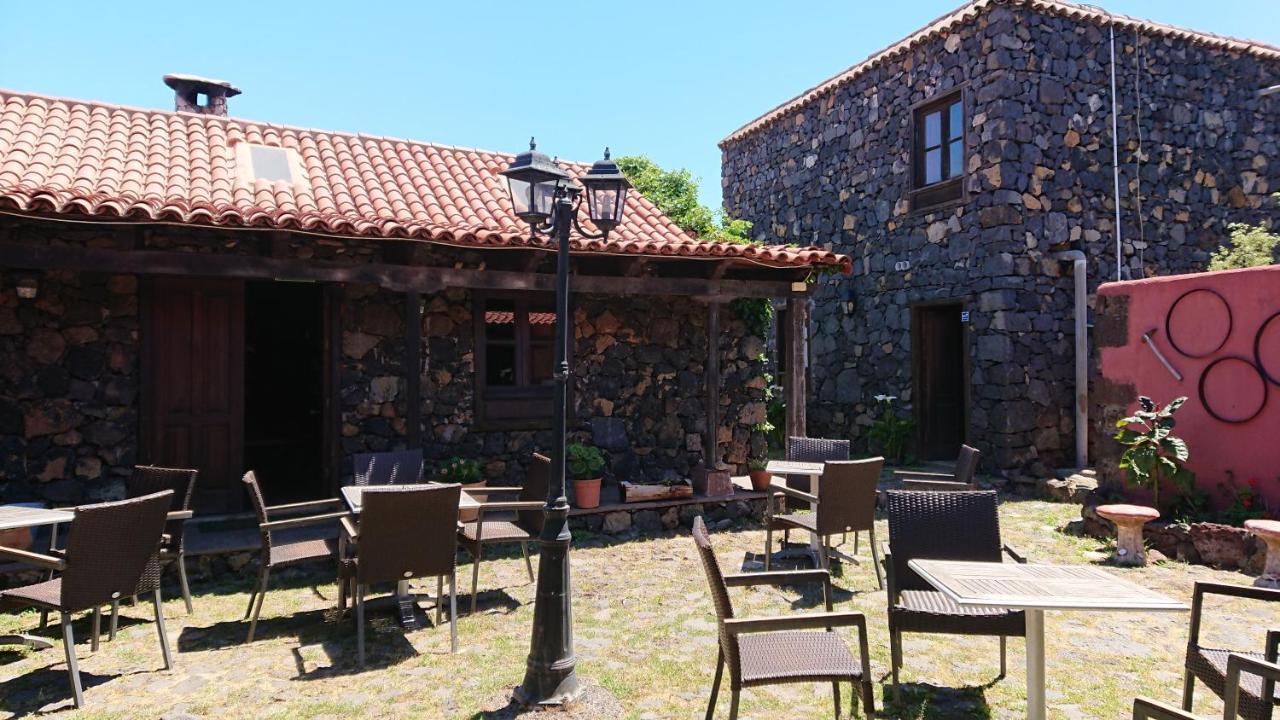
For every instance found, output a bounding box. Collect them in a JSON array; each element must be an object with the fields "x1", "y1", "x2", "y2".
[
  {"x1": 1133, "y1": 697, "x2": 1201, "y2": 719},
  {"x1": 0, "y1": 492, "x2": 175, "y2": 709},
  {"x1": 351, "y1": 449, "x2": 423, "y2": 486},
  {"x1": 764, "y1": 458, "x2": 884, "y2": 590},
  {"x1": 779, "y1": 436, "x2": 851, "y2": 541},
  {"x1": 337, "y1": 483, "x2": 461, "y2": 665},
  {"x1": 241, "y1": 470, "x2": 347, "y2": 642},
  {"x1": 893, "y1": 444, "x2": 980, "y2": 486},
  {"x1": 899, "y1": 479, "x2": 978, "y2": 492},
  {"x1": 884, "y1": 489, "x2": 1027, "y2": 703},
  {"x1": 1182, "y1": 581, "x2": 1280, "y2": 719},
  {"x1": 691, "y1": 516, "x2": 875, "y2": 720},
  {"x1": 126, "y1": 466, "x2": 198, "y2": 613},
  {"x1": 458, "y1": 453, "x2": 547, "y2": 614},
  {"x1": 1139, "y1": 654, "x2": 1280, "y2": 719}
]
